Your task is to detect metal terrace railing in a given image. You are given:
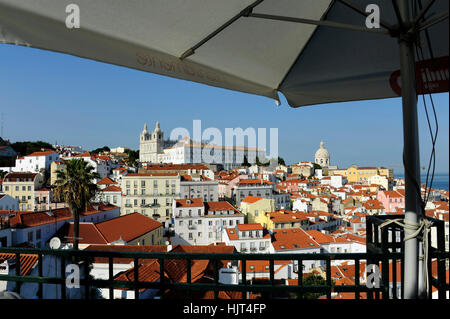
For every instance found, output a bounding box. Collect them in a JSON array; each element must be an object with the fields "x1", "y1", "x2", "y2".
[
  {"x1": 366, "y1": 214, "x2": 449, "y2": 299},
  {"x1": 0, "y1": 215, "x2": 448, "y2": 300}
]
